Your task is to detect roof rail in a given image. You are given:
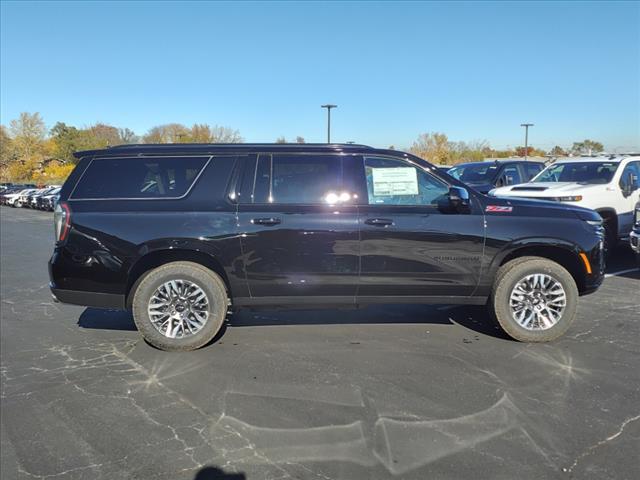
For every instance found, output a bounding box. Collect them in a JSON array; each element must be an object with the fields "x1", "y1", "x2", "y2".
[{"x1": 107, "y1": 142, "x2": 373, "y2": 149}]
